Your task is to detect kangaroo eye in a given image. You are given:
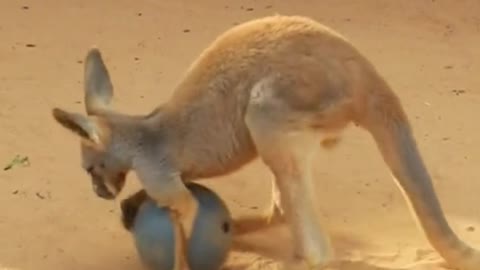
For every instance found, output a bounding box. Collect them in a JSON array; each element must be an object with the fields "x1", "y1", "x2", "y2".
[{"x1": 99, "y1": 162, "x2": 106, "y2": 169}]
